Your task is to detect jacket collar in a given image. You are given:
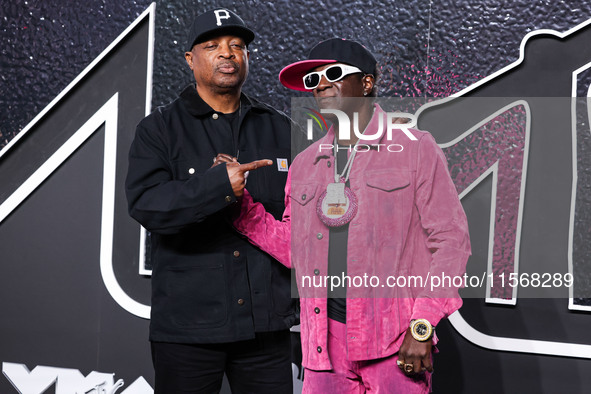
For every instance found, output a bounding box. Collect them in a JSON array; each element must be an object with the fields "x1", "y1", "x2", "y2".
[{"x1": 179, "y1": 84, "x2": 271, "y2": 117}]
